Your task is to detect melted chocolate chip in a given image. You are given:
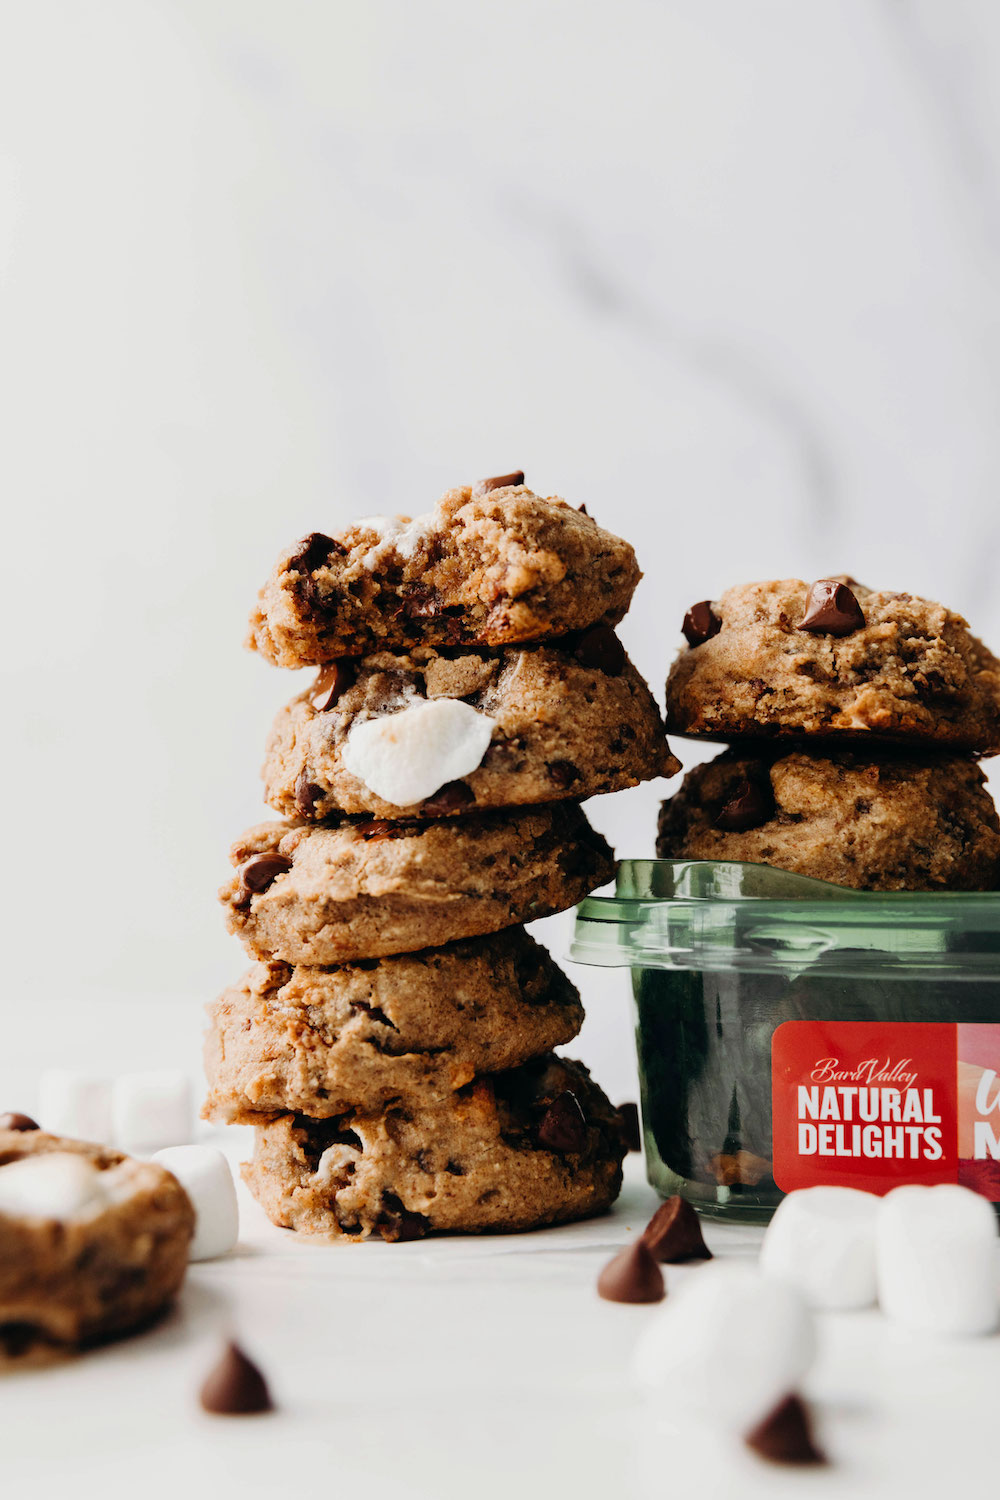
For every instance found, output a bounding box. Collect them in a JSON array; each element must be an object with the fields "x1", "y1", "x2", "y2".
[
  {"x1": 0, "y1": 1113, "x2": 39, "y2": 1133},
  {"x1": 537, "y1": 1091, "x2": 587, "y2": 1154},
  {"x1": 617, "y1": 1102, "x2": 641, "y2": 1153},
  {"x1": 377, "y1": 1191, "x2": 429, "y2": 1243},
  {"x1": 745, "y1": 1395, "x2": 826, "y2": 1466},
  {"x1": 421, "y1": 781, "x2": 476, "y2": 817},
  {"x1": 310, "y1": 660, "x2": 355, "y2": 712},
  {"x1": 597, "y1": 1241, "x2": 665, "y2": 1304},
  {"x1": 714, "y1": 778, "x2": 775, "y2": 833},
  {"x1": 356, "y1": 819, "x2": 411, "y2": 841},
  {"x1": 572, "y1": 625, "x2": 627, "y2": 676},
  {"x1": 289, "y1": 532, "x2": 337, "y2": 574},
  {"x1": 682, "y1": 600, "x2": 721, "y2": 648},
  {"x1": 548, "y1": 760, "x2": 581, "y2": 790},
  {"x1": 472, "y1": 471, "x2": 525, "y2": 496},
  {"x1": 293, "y1": 771, "x2": 324, "y2": 819},
  {"x1": 798, "y1": 579, "x2": 865, "y2": 637},
  {"x1": 199, "y1": 1341, "x2": 274, "y2": 1415},
  {"x1": 238, "y1": 853, "x2": 293, "y2": 901},
  {"x1": 641, "y1": 1196, "x2": 712, "y2": 1263}
]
